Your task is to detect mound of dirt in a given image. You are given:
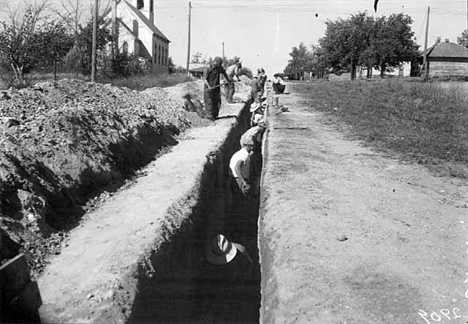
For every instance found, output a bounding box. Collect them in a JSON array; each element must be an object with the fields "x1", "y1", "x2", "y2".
[{"x1": 0, "y1": 79, "x2": 193, "y2": 275}]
